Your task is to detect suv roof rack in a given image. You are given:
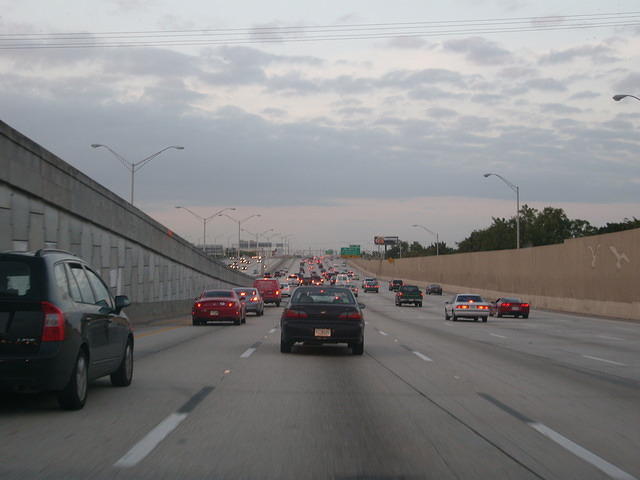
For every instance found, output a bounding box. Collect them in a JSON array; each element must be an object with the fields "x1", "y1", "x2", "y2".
[{"x1": 35, "y1": 248, "x2": 76, "y2": 257}]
